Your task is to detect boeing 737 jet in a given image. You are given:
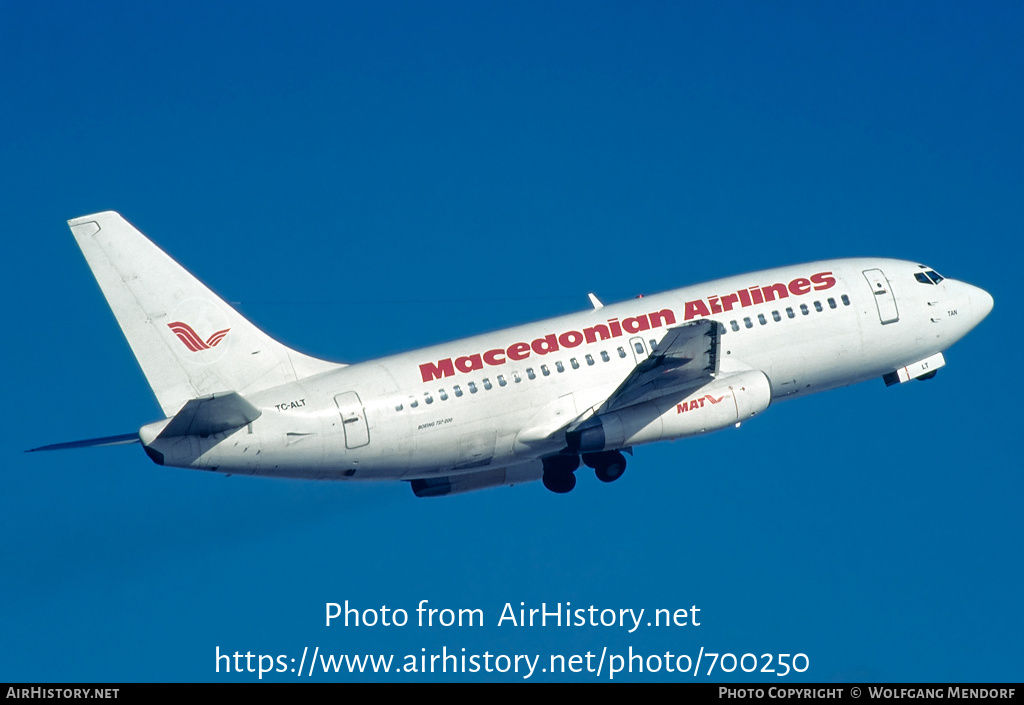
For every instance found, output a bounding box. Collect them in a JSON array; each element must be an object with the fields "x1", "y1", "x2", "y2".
[{"x1": 30, "y1": 212, "x2": 993, "y2": 496}]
